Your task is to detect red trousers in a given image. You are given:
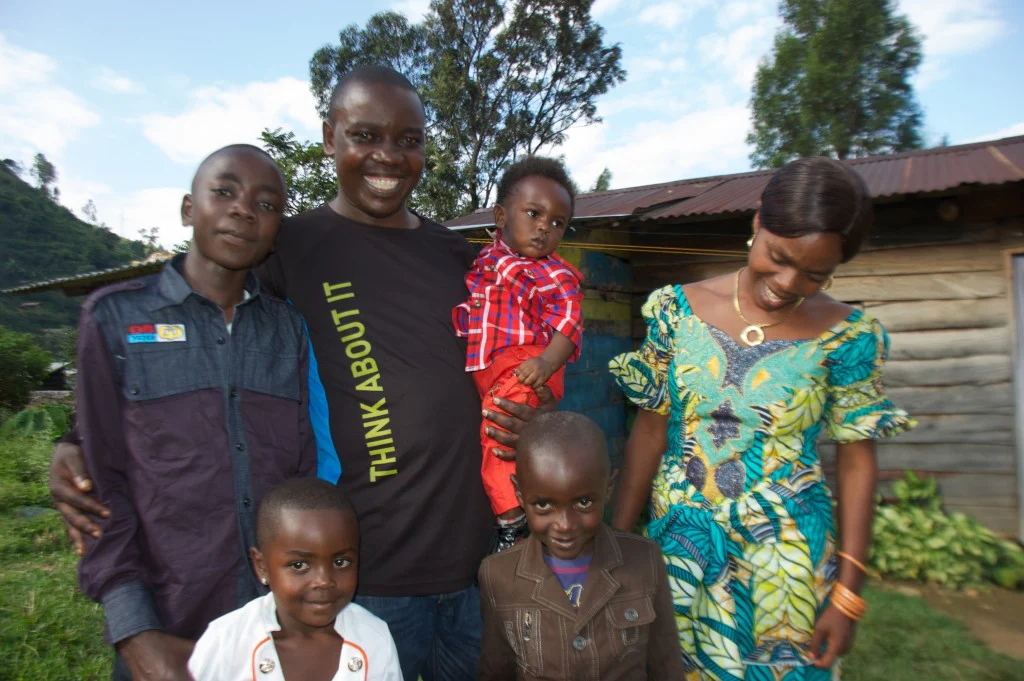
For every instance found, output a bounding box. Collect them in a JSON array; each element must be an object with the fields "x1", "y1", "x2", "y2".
[{"x1": 473, "y1": 344, "x2": 565, "y2": 516}]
